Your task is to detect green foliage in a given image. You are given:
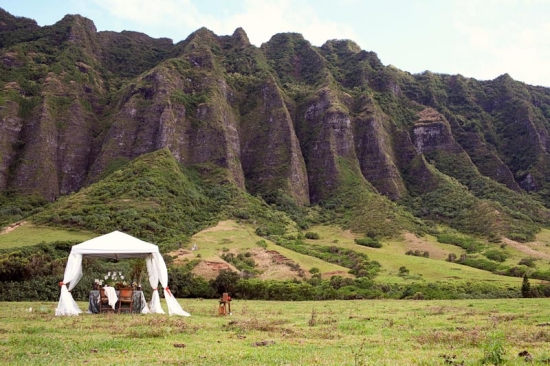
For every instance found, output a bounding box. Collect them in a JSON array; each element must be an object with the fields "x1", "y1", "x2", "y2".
[
  {"x1": 354, "y1": 237, "x2": 382, "y2": 248},
  {"x1": 521, "y1": 274, "x2": 531, "y2": 298},
  {"x1": 481, "y1": 332, "x2": 506, "y2": 365},
  {"x1": 437, "y1": 233, "x2": 484, "y2": 253},
  {"x1": 405, "y1": 250, "x2": 429, "y2": 258},
  {"x1": 211, "y1": 269, "x2": 241, "y2": 295},
  {"x1": 273, "y1": 237, "x2": 381, "y2": 279},
  {"x1": 100, "y1": 31, "x2": 173, "y2": 78},
  {"x1": 0, "y1": 192, "x2": 48, "y2": 228},
  {"x1": 256, "y1": 240, "x2": 267, "y2": 248},
  {"x1": 309, "y1": 267, "x2": 320, "y2": 274},
  {"x1": 457, "y1": 255, "x2": 504, "y2": 273},
  {"x1": 483, "y1": 249, "x2": 508, "y2": 262},
  {"x1": 30, "y1": 150, "x2": 294, "y2": 251},
  {"x1": 0, "y1": 240, "x2": 151, "y2": 301},
  {"x1": 220, "y1": 252, "x2": 259, "y2": 277},
  {"x1": 398, "y1": 266, "x2": 409, "y2": 276},
  {"x1": 304, "y1": 232, "x2": 319, "y2": 240},
  {"x1": 167, "y1": 264, "x2": 215, "y2": 298},
  {"x1": 518, "y1": 257, "x2": 536, "y2": 268},
  {"x1": 255, "y1": 224, "x2": 286, "y2": 237}
]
